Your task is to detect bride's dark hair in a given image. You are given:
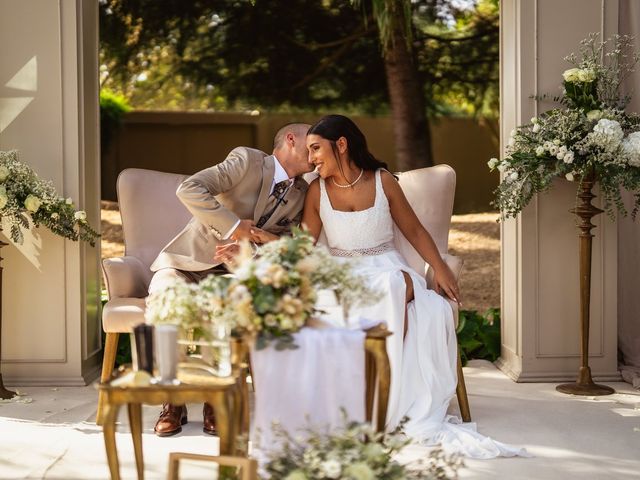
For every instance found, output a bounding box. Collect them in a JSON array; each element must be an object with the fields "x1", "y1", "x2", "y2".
[{"x1": 307, "y1": 115, "x2": 389, "y2": 172}]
